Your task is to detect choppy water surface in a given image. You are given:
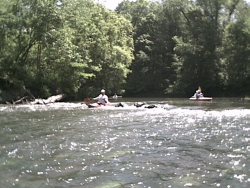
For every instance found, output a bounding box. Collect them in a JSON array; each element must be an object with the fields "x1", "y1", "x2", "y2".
[{"x1": 0, "y1": 98, "x2": 250, "y2": 188}]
